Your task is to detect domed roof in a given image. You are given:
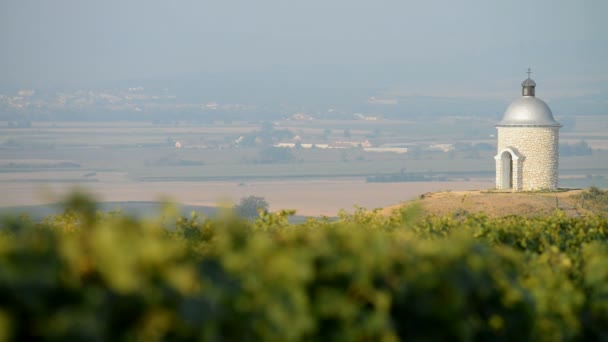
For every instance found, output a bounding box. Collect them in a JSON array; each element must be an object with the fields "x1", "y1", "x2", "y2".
[
  {"x1": 497, "y1": 75, "x2": 561, "y2": 127},
  {"x1": 498, "y1": 97, "x2": 561, "y2": 127}
]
